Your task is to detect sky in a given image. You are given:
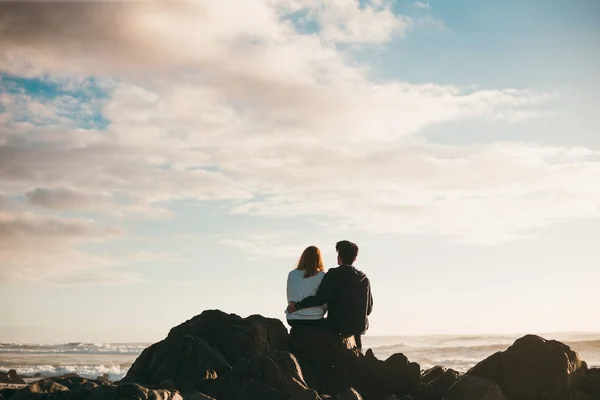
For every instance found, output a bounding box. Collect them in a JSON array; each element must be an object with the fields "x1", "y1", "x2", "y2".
[{"x1": 0, "y1": 0, "x2": 599, "y2": 343}]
